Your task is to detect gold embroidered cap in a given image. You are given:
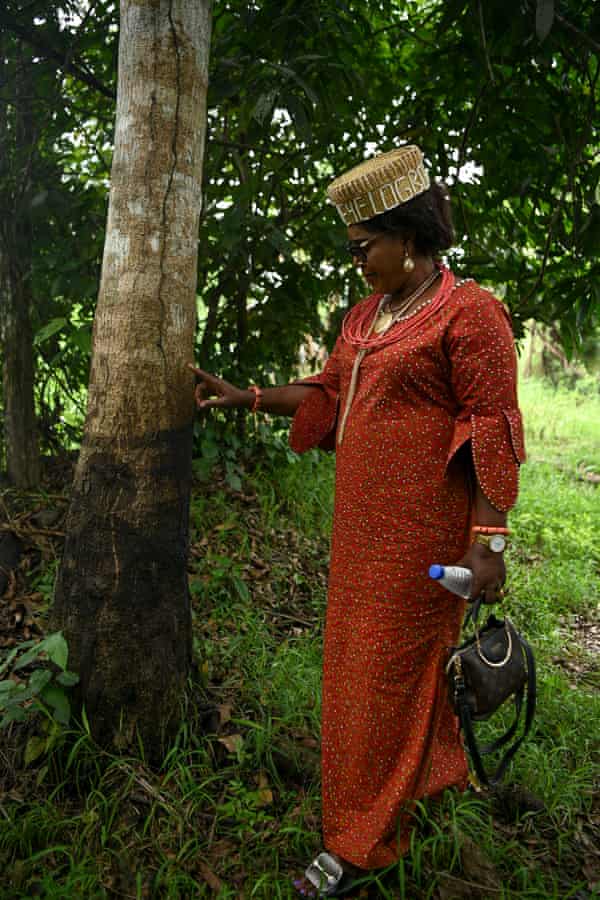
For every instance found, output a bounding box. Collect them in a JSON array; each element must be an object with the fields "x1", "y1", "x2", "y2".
[{"x1": 327, "y1": 145, "x2": 430, "y2": 226}]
